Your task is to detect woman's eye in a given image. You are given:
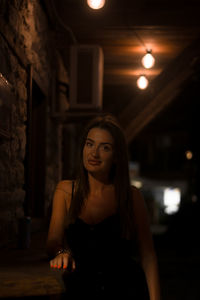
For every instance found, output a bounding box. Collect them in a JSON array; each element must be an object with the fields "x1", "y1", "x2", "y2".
[
  {"x1": 86, "y1": 141, "x2": 93, "y2": 147},
  {"x1": 103, "y1": 145, "x2": 111, "y2": 151}
]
